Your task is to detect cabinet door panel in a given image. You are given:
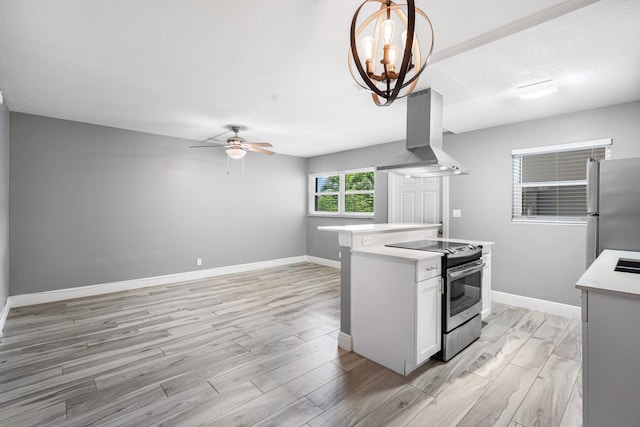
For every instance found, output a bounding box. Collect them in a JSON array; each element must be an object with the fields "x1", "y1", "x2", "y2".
[{"x1": 416, "y1": 276, "x2": 442, "y2": 364}]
